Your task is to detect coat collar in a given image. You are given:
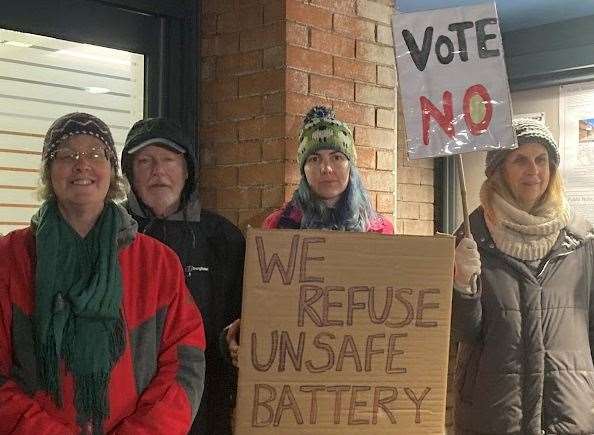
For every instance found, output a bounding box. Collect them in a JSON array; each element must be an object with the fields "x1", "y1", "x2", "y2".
[{"x1": 463, "y1": 207, "x2": 593, "y2": 284}]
